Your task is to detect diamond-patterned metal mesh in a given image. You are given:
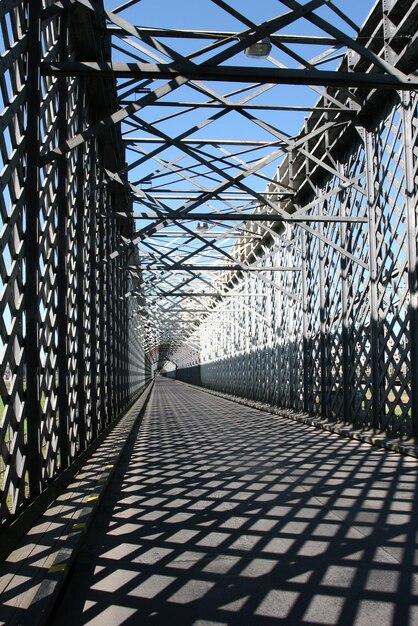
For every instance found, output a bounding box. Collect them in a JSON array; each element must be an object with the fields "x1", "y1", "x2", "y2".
[
  {"x1": 0, "y1": 0, "x2": 30, "y2": 522},
  {"x1": 174, "y1": 91, "x2": 418, "y2": 440},
  {"x1": 0, "y1": 1, "x2": 148, "y2": 527}
]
